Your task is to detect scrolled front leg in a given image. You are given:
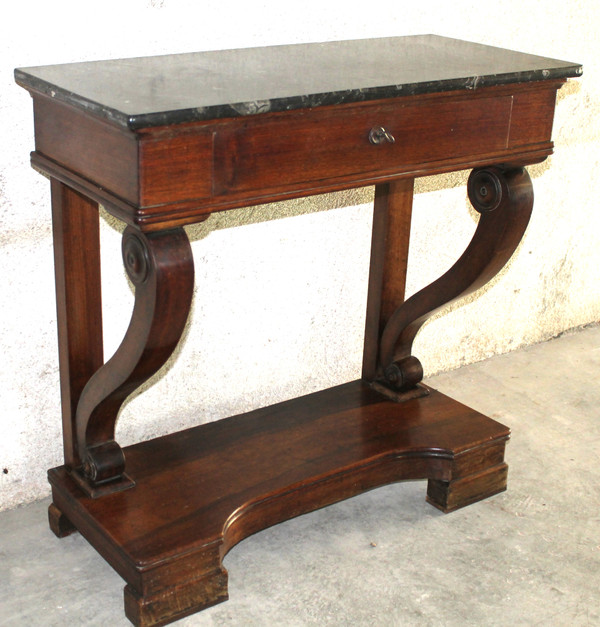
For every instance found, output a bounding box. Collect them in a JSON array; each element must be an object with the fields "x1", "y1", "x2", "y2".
[
  {"x1": 378, "y1": 166, "x2": 534, "y2": 392},
  {"x1": 73, "y1": 226, "x2": 195, "y2": 497}
]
